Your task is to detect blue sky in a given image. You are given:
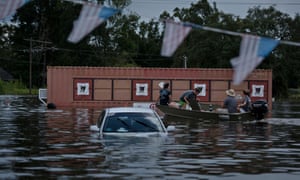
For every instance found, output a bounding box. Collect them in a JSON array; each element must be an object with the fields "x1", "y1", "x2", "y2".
[{"x1": 127, "y1": 0, "x2": 300, "y2": 21}]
